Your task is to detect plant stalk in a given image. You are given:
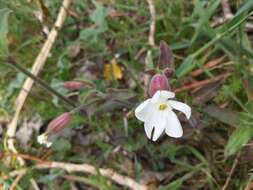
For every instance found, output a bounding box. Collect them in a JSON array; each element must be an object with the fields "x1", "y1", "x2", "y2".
[{"x1": 6, "y1": 57, "x2": 76, "y2": 108}]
